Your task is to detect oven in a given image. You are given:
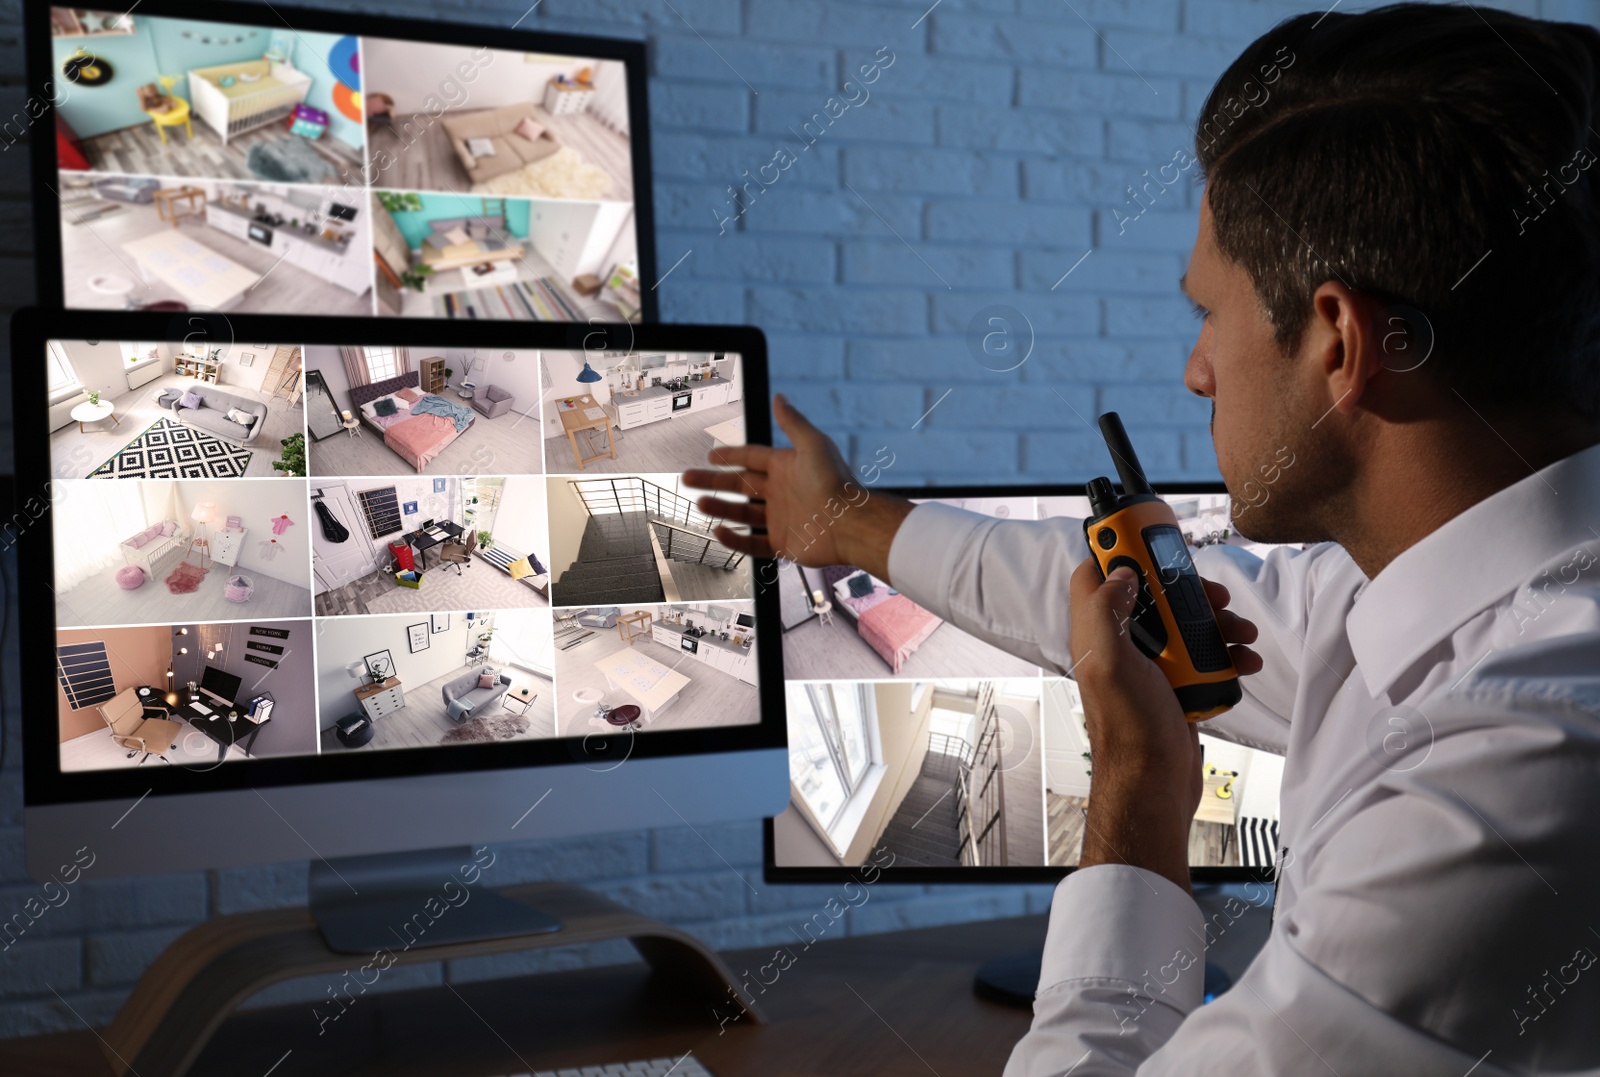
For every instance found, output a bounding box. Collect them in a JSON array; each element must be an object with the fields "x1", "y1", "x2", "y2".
[
  {"x1": 679, "y1": 634, "x2": 698, "y2": 654},
  {"x1": 247, "y1": 222, "x2": 274, "y2": 246},
  {"x1": 672, "y1": 390, "x2": 693, "y2": 412}
]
